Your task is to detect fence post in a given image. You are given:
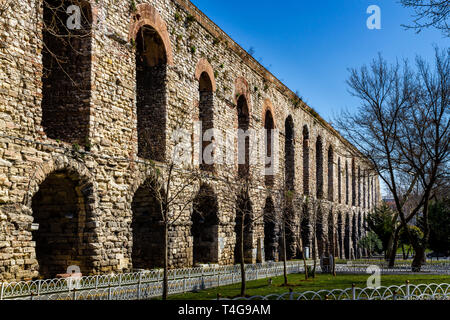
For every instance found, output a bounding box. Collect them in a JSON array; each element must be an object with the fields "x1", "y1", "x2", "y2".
[
  {"x1": 289, "y1": 288, "x2": 294, "y2": 301},
  {"x1": 108, "y1": 284, "x2": 112, "y2": 301},
  {"x1": 406, "y1": 280, "x2": 410, "y2": 300},
  {"x1": 36, "y1": 280, "x2": 41, "y2": 298},
  {"x1": 393, "y1": 290, "x2": 397, "y2": 301},
  {"x1": 119, "y1": 274, "x2": 122, "y2": 288},
  {"x1": 73, "y1": 288, "x2": 77, "y2": 301},
  {"x1": 137, "y1": 272, "x2": 142, "y2": 300},
  {"x1": 0, "y1": 282, "x2": 4, "y2": 300},
  {"x1": 95, "y1": 276, "x2": 99, "y2": 290},
  {"x1": 352, "y1": 284, "x2": 356, "y2": 301}
]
